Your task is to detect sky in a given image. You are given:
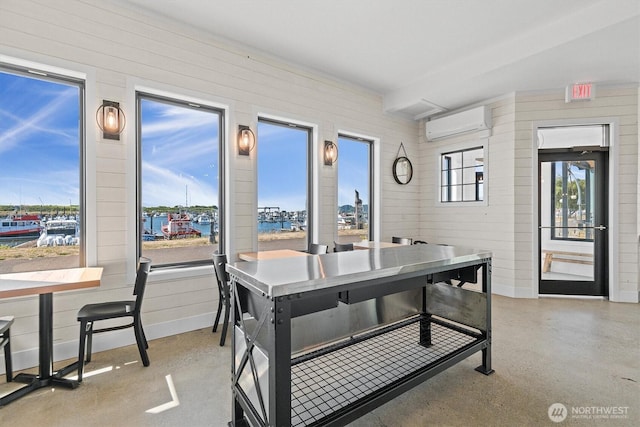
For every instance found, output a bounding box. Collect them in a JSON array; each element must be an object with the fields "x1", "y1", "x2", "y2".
[
  {"x1": 0, "y1": 71, "x2": 81, "y2": 208},
  {"x1": 256, "y1": 123, "x2": 369, "y2": 212},
  {"x1": 1, "y1": 69, "x2": 369, "y2": 214},
  {"x1": 337, "y1": 136, "x2": 369, "y2": 208},
  {"x1": 140, "y1": 98, "x2": 219, "y2": 207}
]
